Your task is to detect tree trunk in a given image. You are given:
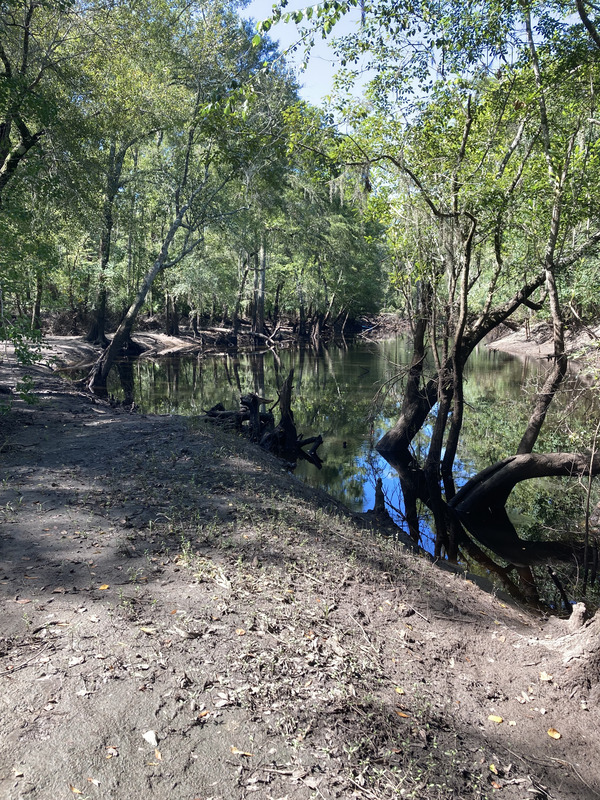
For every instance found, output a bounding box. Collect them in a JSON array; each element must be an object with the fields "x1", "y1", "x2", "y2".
[
  {"x1": 165, "y1": 291, "x2": 180, "y2": 336},
  {"x1": 450, "y1": 452, "x2": 600, "y2": 566},
  {"x1": 31, "y1": 270, "x2": 43, "y2": 331},
  {"x1": 272, "y1": 281, "x2": 282, "y2": 328},
  {"x1": 233, "y1": 257, "x2": 250, "y2": 337},
  {"x1": 88, "y1": 198, "x2": 192, "y2": 394},
  {"x1": 0, "y1": 118, "x2": 45, "y2": 206},
  {"x1": 377, "y1": 272, "x2": 546, "y2": 462},
  {"x1": 86, "y1": 285, "x2": 109, "y2": 347},
  {"x1": 86, "y1": 140, "x2": 132, "y2": 347},
  {"x1": 252, "y1": 236, "x2": 266, "y2": 336}
]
